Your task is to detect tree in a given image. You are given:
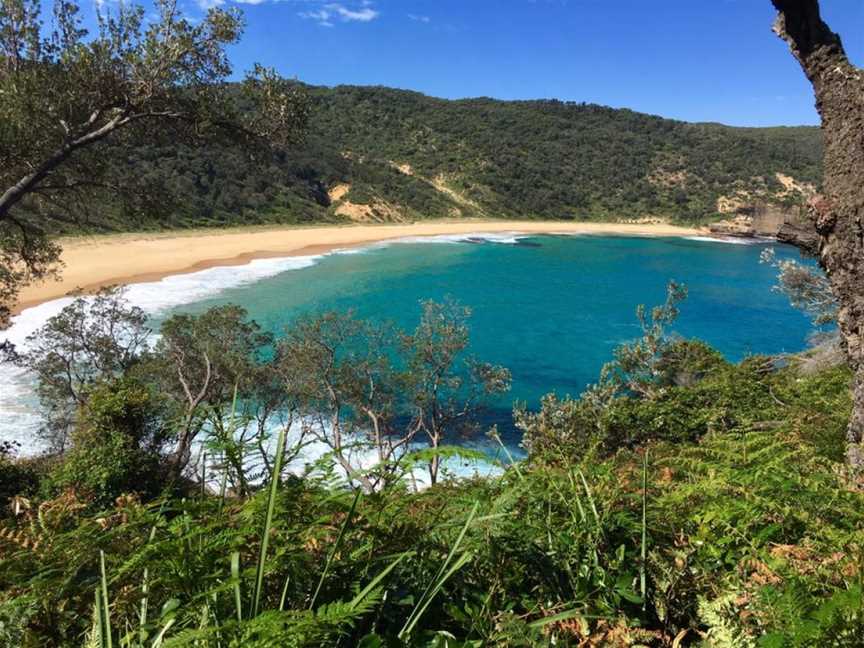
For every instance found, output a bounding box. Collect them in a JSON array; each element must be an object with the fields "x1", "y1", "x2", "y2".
[
  {"x1": 47, "y1": 376, "x2": 167, "y2": 505},
  {"x1": 597, "y1": 280, "x2": 689, "y2": 400},
  {"x1": 276, "y1": 301, "x2": 510, "y2": 490},
  {"x1": 276, "y1": 311, "x2": 405, "y2": 492},
  {"x1": 760, "y1": 248, "x2": 837, "y2": 326},
  {"x1": 400, "y1": 299, "x2": 510, "y2": 485},
  {"x1": 0, "y1": 0, "x2": 308, "y2": 327},
  {"x1": 770, "y1": 0, "x2": 864, "y2": 467},
  {"x1": 148, "y1": 304, "x2": 273, "y2": 478},
  {"x1": 13, "y1": 287, "x2": 150, "y2": 451}
]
